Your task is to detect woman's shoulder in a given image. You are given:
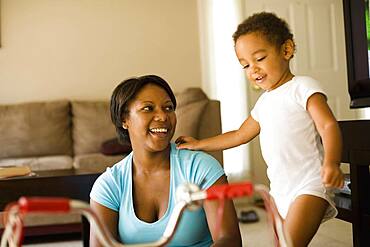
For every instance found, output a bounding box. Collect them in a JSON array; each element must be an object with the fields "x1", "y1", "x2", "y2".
[
  {"x1": 170, "y1": 143, "x2": 219, "y2": 165},
  {"x1": 90, "y1": 154, "x2": 131, "y2": 202},
  {"x1": 97, "y1": 153, "x2": 132, "y2": 182},
  {"x1": 170, "y1": 143, "x2": 224, "y2": 188}
]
